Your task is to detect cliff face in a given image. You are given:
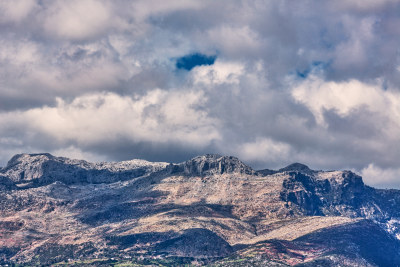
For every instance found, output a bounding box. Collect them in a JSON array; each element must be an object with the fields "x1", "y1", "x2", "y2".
[
  {"x1": 280, "y1": 171, "x2": 369, "y2": 216},
  {"x1": 169, "y1": 154, "x2": 256, "y2": 176},
  {"x1": 0, "y1": 153, "x2": 399, "y2": 266}
]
